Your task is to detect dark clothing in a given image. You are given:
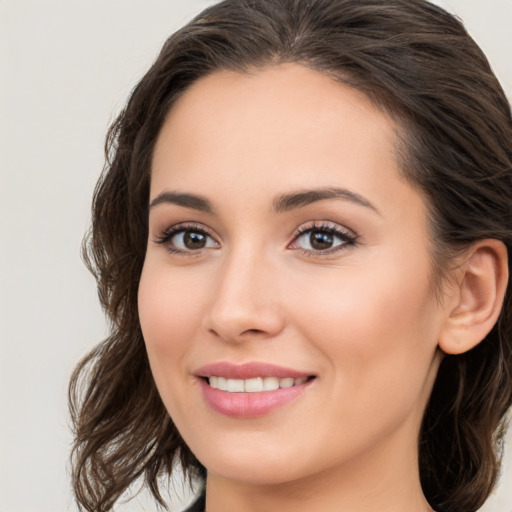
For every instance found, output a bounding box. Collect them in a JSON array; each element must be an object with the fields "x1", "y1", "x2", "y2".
[{"x1": 183, "y1": 492, "x2": 206, "y2": 512}]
